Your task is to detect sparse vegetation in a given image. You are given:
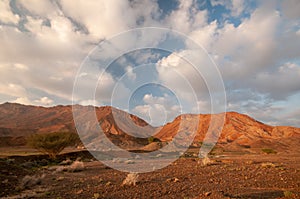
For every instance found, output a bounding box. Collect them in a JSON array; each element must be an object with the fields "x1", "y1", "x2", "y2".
[
  {"x1": 284, "y1": 191, "x2": 294, "y2": 198},
  {"x1": 94, "y1": 193, "x2": 100, "y2": 199},
  {"x1": 122, "y1": 173, "x2": 139, "y2": 186},
  {"x1": 261, "y1": 162, "x2": 276, "y2": 168},
  {"x1": 20, "y1": 174, "x2": 45, "y2": 189},
  {"x1": 67, "y1": 160, "x2": 85, "y2": 172},
  {"x1": 201, "y1": 156, "x2": 212, "y2": 166},
  {"x1": 262, "y1": 148, "x2": 277, "y2": 154},
  {"x1": 27, "y1": 132, "x2": 80, "y2": 159},
  {"x1": 148, "y1": 136, "x2": 161, "y2": 144}
]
